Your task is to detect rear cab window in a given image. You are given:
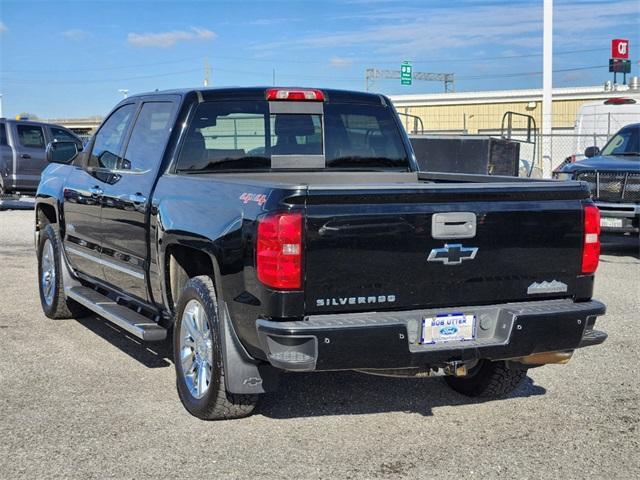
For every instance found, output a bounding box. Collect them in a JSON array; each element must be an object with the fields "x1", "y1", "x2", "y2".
[
  {"x1": 0, "y1": 123, "x2": 7, "y2": 146},
  {"x1": 176, "y1": 94, "x2": 409, "y2": 173}
]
